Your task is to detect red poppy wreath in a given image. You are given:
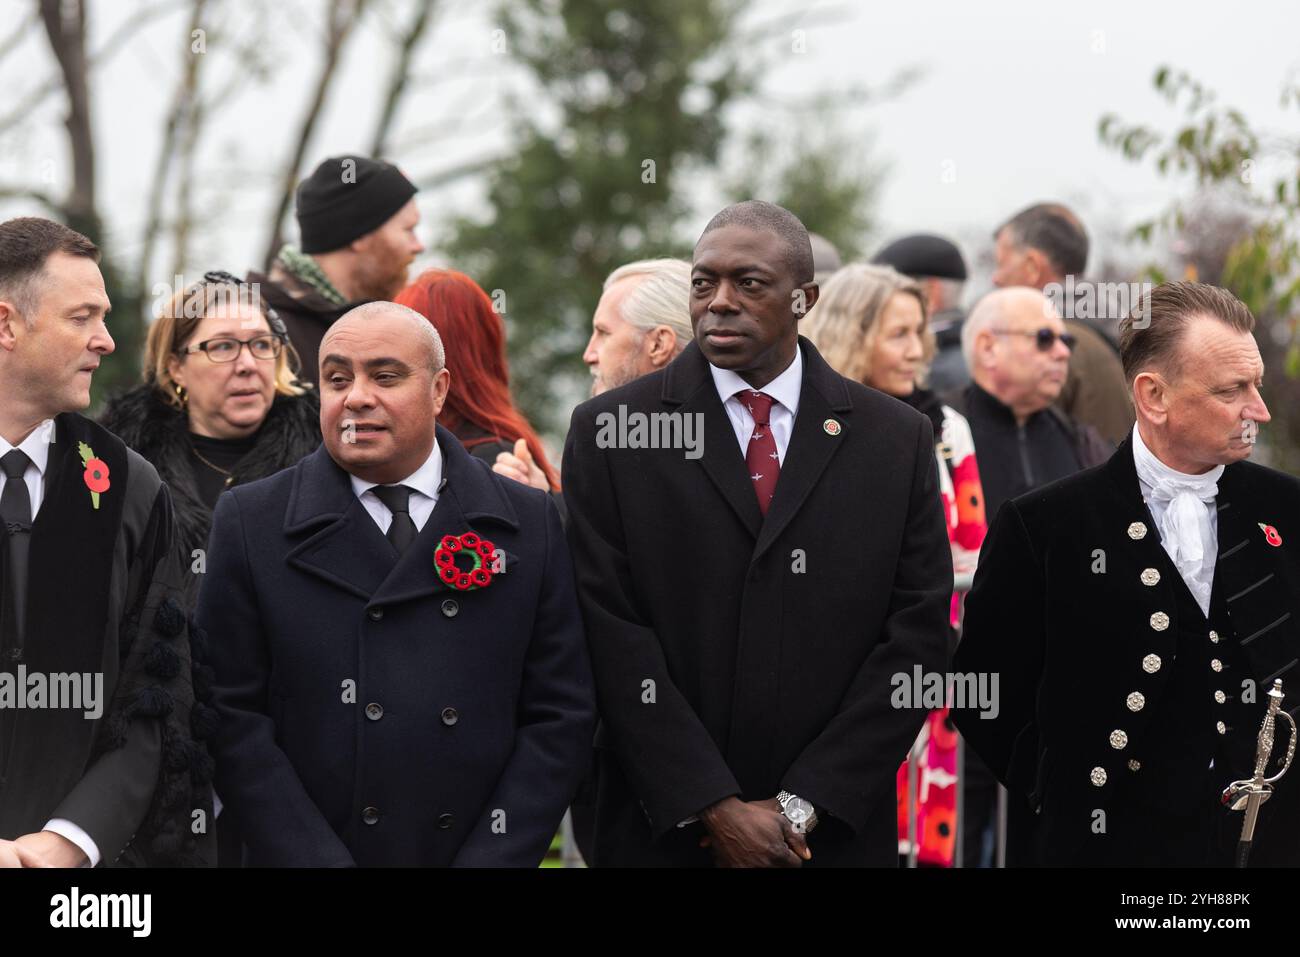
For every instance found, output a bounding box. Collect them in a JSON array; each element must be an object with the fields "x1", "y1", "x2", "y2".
[{"x1": 434, "y1": 531, "x2": 497, "y2": 591}]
